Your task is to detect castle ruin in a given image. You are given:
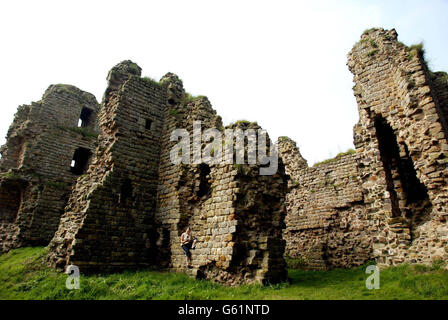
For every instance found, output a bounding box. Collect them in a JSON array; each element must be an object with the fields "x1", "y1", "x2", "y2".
[
  {"x1": 0, "y1": 28, "x2": 447, "y2": 285},
  {"x1": 280, "y1": 28, "x2": 448, "y2": 270}
]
